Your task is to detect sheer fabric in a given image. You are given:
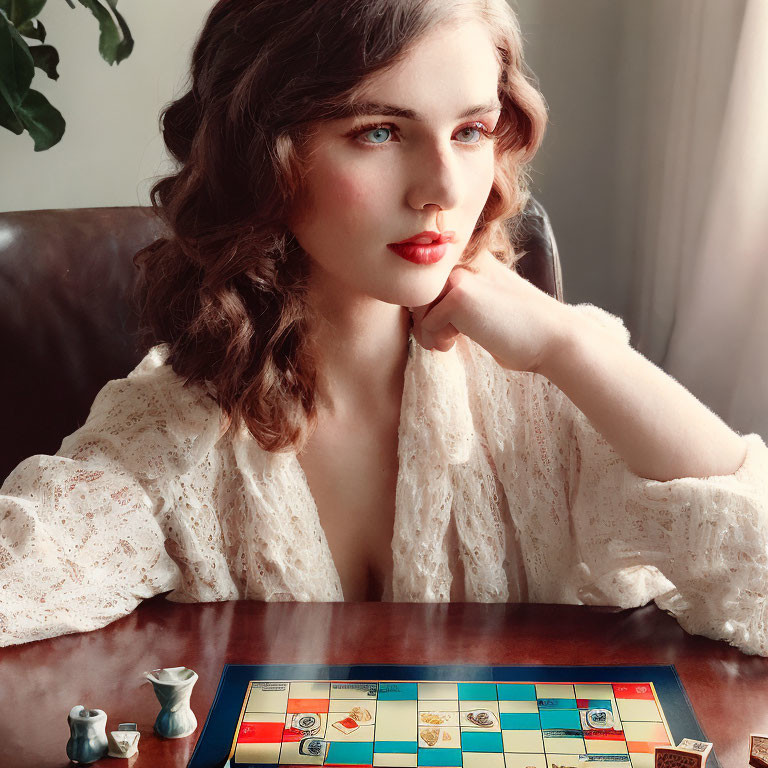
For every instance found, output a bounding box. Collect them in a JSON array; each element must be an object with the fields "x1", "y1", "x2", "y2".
[{"x1": 1, "y1": 304, "x2": 766, "y2": 653}]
